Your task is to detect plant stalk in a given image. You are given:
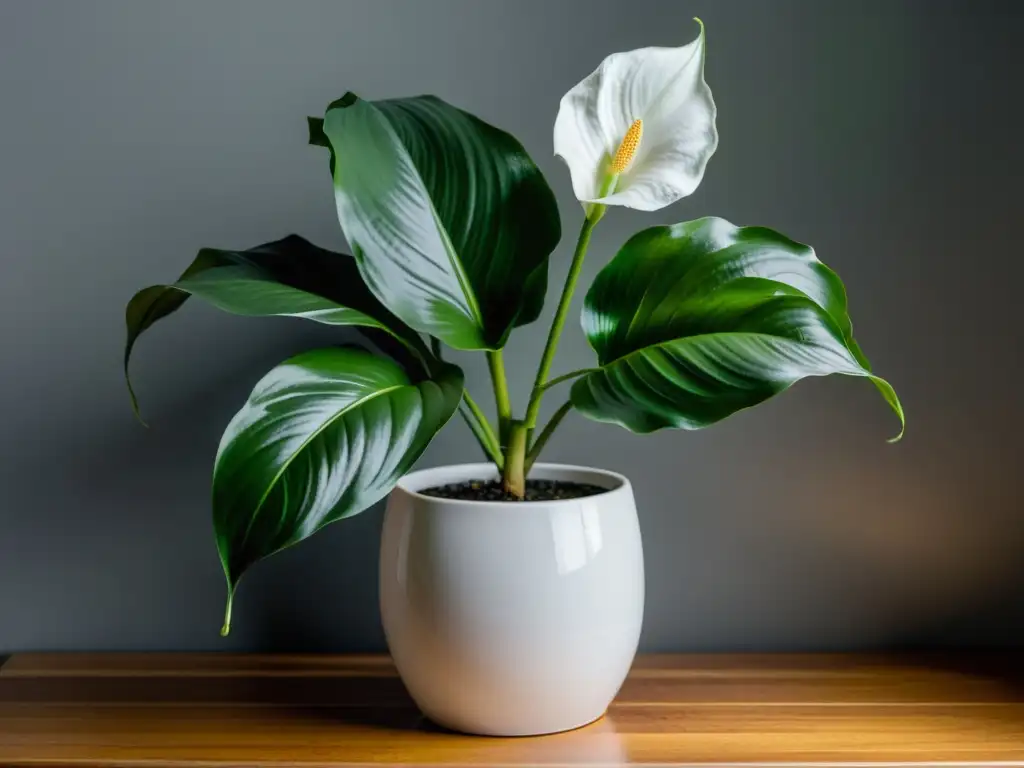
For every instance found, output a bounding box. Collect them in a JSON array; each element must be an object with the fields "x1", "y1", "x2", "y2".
[
  {"x1": 525, "y1": 401, "x2": 572, "y2": 474},
  {"x1": 487, "y1": 350, "x2": 512, "y2": 446},
  {"x1": 540, "y1": 367, "x2": 599, "y2": 392},
  {"x1": 460, "y1": 390, "x2": 503, "y2": 468},
  {"x1": 501, "y1": 420, "x2": 530, "y2": 497}
]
